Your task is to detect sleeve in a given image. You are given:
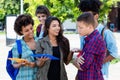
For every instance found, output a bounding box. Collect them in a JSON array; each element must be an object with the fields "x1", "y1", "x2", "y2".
[
  {"x1": 80, "y1": 52, "x2": 94, "y2": 71},
  {"x1": 80, "y1": 37, "x2": 106, "y2": 71},
  {"x1": 35, "y1": 39, "x2": 43, "y2": 54},
  {"x1": 104, "y1": 30, "x2": 118, "y2": 58},
  {"x1": 11, "y1": 43, "x2": 19, "y2": 64}
]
